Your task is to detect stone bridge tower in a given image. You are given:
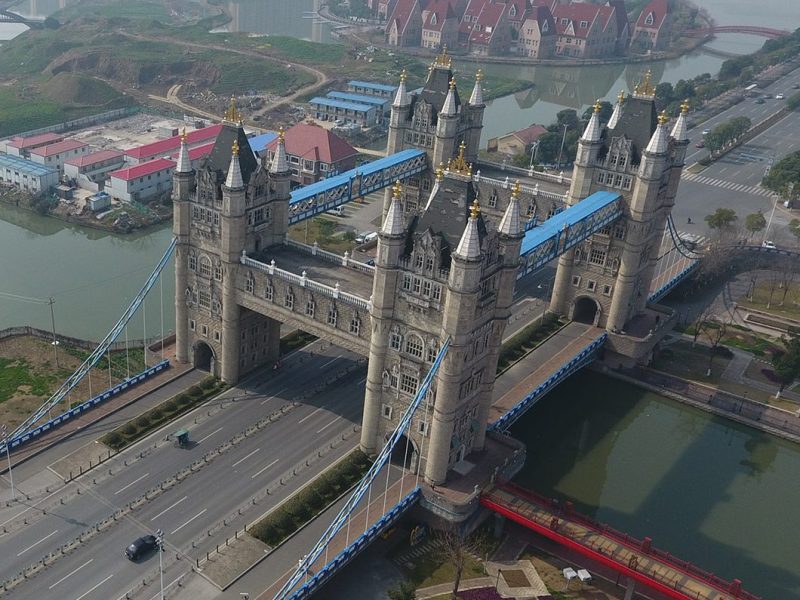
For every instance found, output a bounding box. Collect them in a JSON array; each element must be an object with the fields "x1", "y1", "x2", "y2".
[
  {"x1": 361, "y1": 155, "x2": 525, "y2": 485},
  {"x1": 383, "y1": 48, "x2": 486, "y2": 217},
  {"x1": 549, "y1": 81, "x2": 689, "y2": 337},
  {"x1": 173, "y1": 102, "x2": 293, "y2": 382}
]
